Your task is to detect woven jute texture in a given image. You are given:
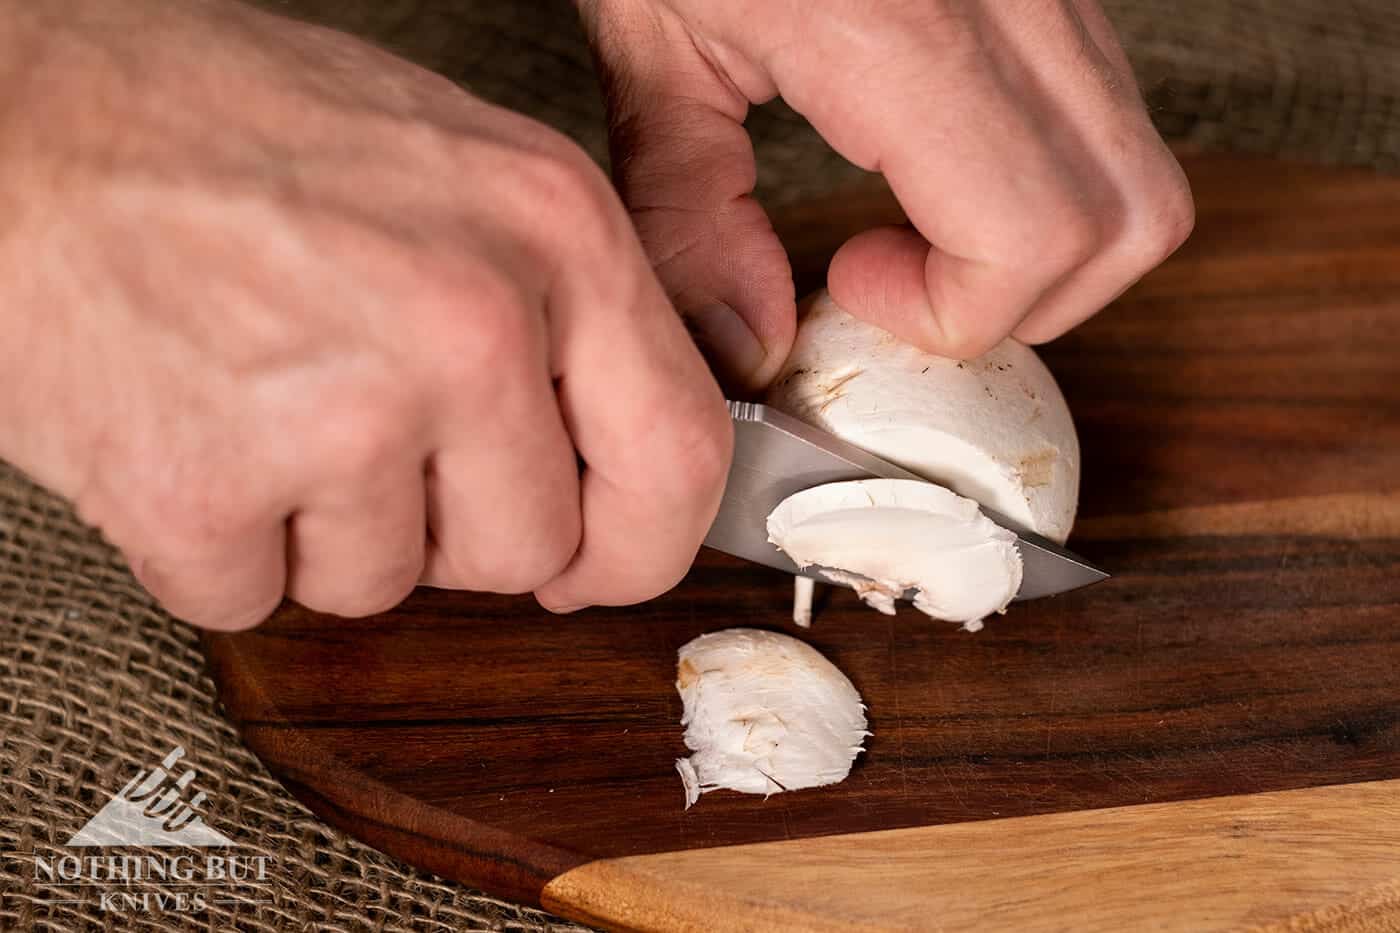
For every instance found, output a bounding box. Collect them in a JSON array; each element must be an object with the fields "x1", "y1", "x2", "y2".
[
  {"x1": 0, "y1": 464, "x2": 595, "y2": 931},
  {"x1": 3, "y1": 2, "x2": 1400, "y2": 931},
  {"x1": 249, "y1": 0, "x2": 1400, "y2": 203}
]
